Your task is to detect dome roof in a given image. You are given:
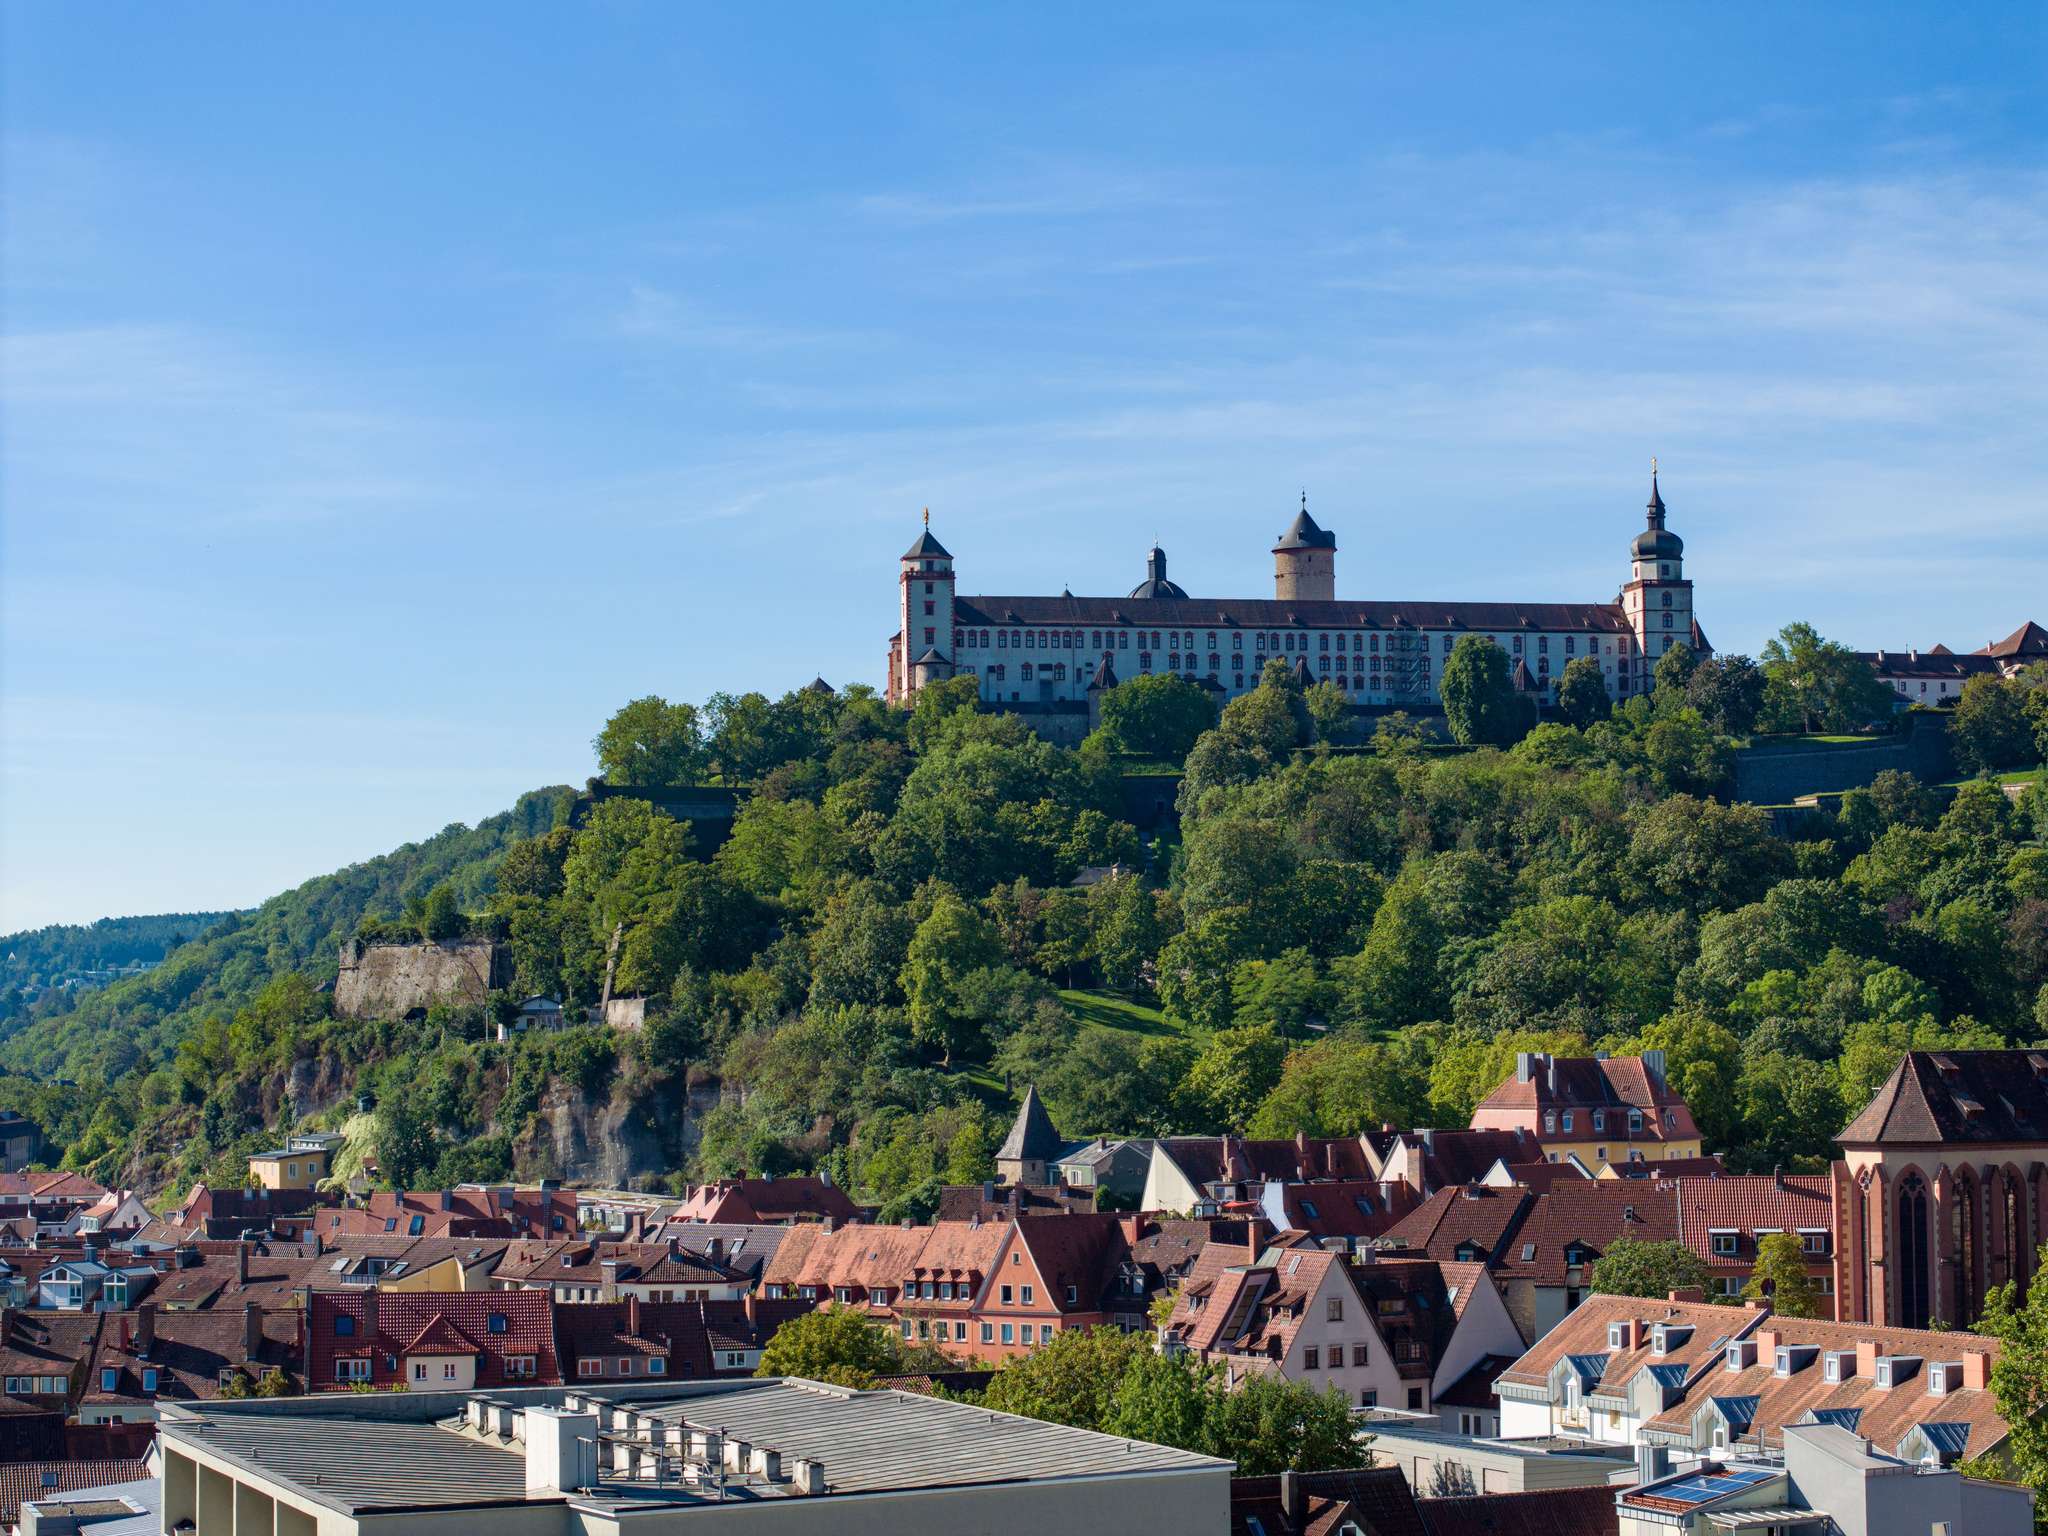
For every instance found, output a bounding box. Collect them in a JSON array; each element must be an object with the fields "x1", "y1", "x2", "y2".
[
  {"x1": 1128, "y1": 544, "x2": 1188, "y2": 600},
  {"x1": 1632, "y1": 471, "x2": 1682, "y2": 560},
  {"x1": 1633, "y1": 526, "x2": 1684, "y2": 559}
]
